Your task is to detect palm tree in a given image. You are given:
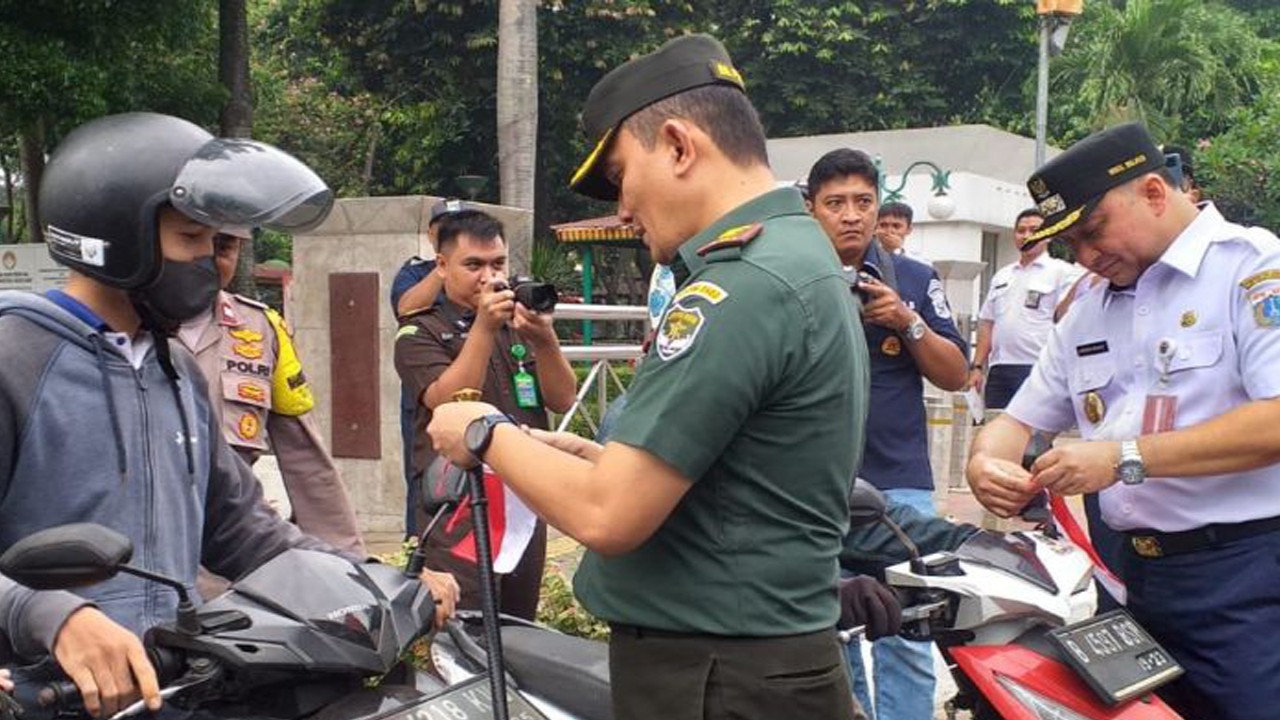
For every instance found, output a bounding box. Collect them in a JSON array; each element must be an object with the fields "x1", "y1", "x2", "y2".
[{"x1": 1052, "y1": 0, "x2": 1267, "y2": 140}]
